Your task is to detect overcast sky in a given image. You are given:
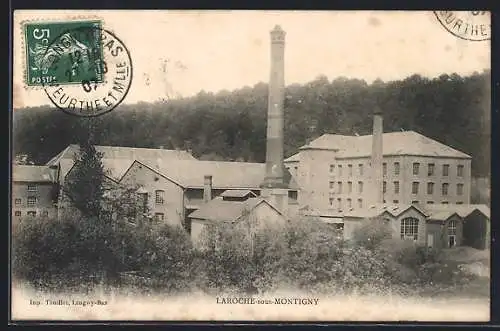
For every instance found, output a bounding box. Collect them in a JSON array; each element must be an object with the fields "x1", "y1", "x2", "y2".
[{"x1": 13, "y1": 10, "x2": 490, "y2": 108}]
